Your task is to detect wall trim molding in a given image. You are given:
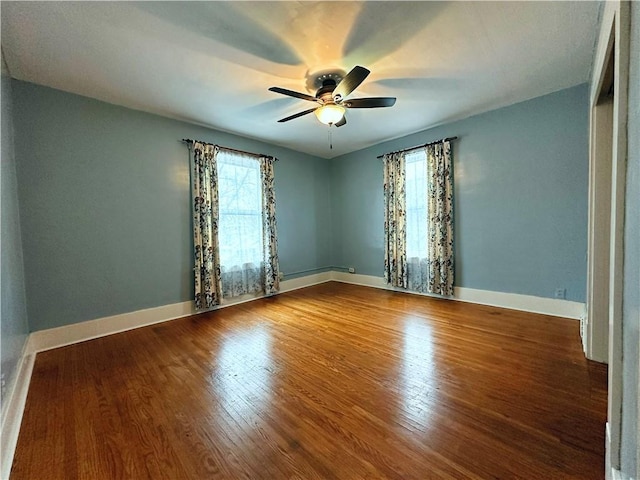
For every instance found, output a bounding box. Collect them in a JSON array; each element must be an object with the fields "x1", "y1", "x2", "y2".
[
  {"x1": 453, "y1": 286, "x2": 583, "y2": 319},
  {"x1": 331, "y1": 272, "x2": 584, "y2": 319},
  {"x1": 0, "y1": 347, "x2": 35, "y2": 480},
  {"x1": 26, "y1": 301, "x2": 196, "y2": 354},
  {"x1": 610, "y1": 467, "x2": 632, "y2": 480},
  {"x1": 280, "y1": 271, "x2": 333, "y2": 293},
  {"x1": 605, "y1": 421, "x2": 635, "y2": 480},
  {"x1": 26, "y1": 272, "x2": 333, "y2": 355},
  {"x1": 22, "y1": 271, "x2": 586, "y2": 356}
]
